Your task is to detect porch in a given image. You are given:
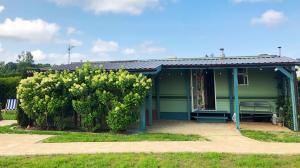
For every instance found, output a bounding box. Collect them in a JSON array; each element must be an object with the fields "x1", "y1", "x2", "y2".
[
  {"x1": 147, "y1": 120, "x2": 290, "y2": 137},
  {"x1": 139, "y1": 66, "x2": 299, "y2": 131}
]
